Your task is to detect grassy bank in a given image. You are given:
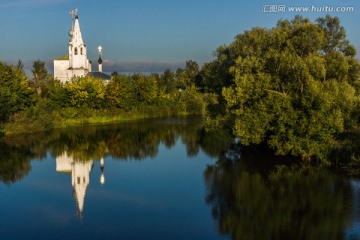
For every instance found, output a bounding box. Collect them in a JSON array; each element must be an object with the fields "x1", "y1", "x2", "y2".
[{"x1": 2, "y1": 93, "x2": 213, "y2": 135}]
